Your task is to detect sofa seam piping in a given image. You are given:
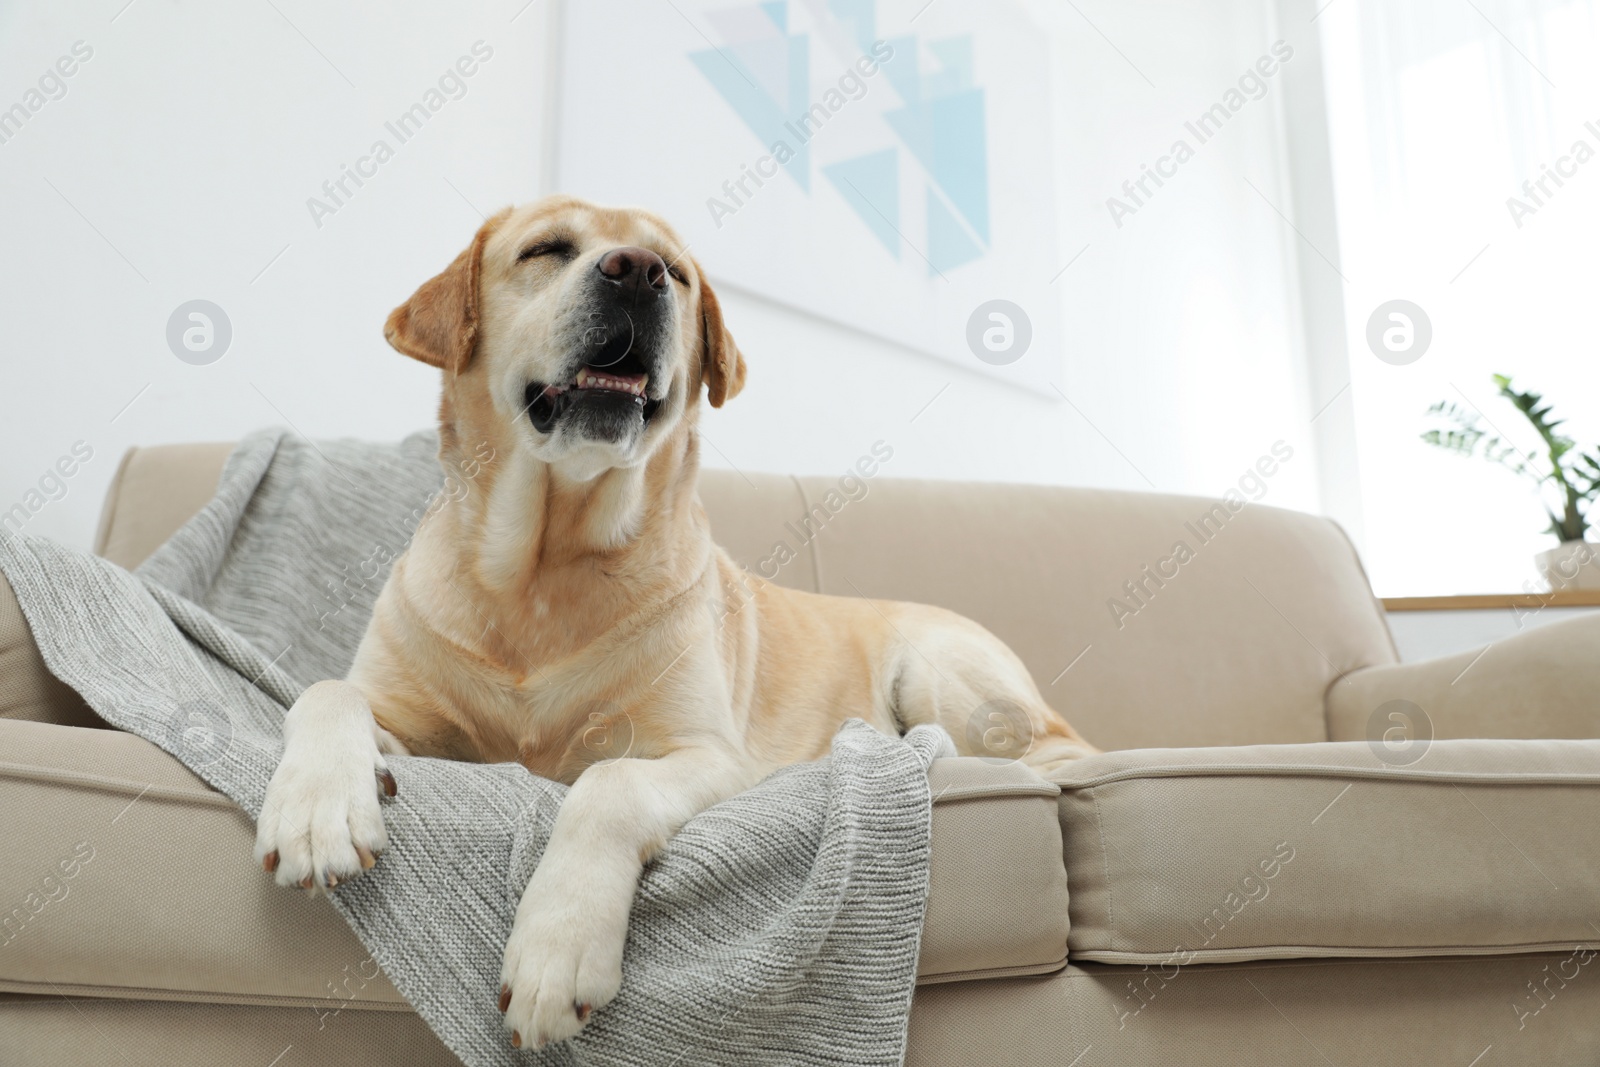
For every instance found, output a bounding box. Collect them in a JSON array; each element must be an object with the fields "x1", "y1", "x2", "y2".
[
  {"x1": 1090, "y1": 787, "x2": 1114, "y2": 952},
  {"x1": 1055, "y1": 763, "x2": 1600, "y2": 789},
  {"x1": 914, "y1": 951, "x2": 1070, "y2": 986},
  {"x1": 0, "y1": 762, "x2": 231, "y2": 807},
  {"x1": 930, "y1": 782, "x2": 1061, "y2": 804},
  {"x1": 0, "y1": 978, "x2": 412, "y2": 1012},
  {"x1": 1075, "y1": 937, "x2": 1600, "y2": 964}
]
